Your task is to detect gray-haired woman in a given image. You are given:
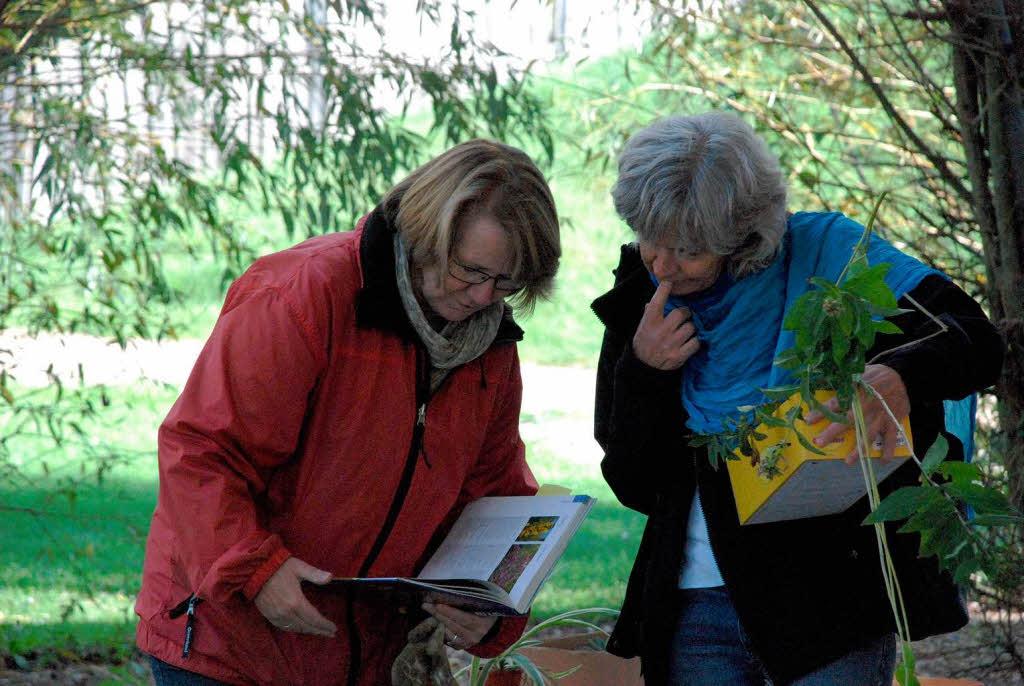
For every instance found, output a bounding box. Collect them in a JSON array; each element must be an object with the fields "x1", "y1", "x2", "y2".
[{"x1": 591, "y1": 111, "x2": 1003, "y2": 685}]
